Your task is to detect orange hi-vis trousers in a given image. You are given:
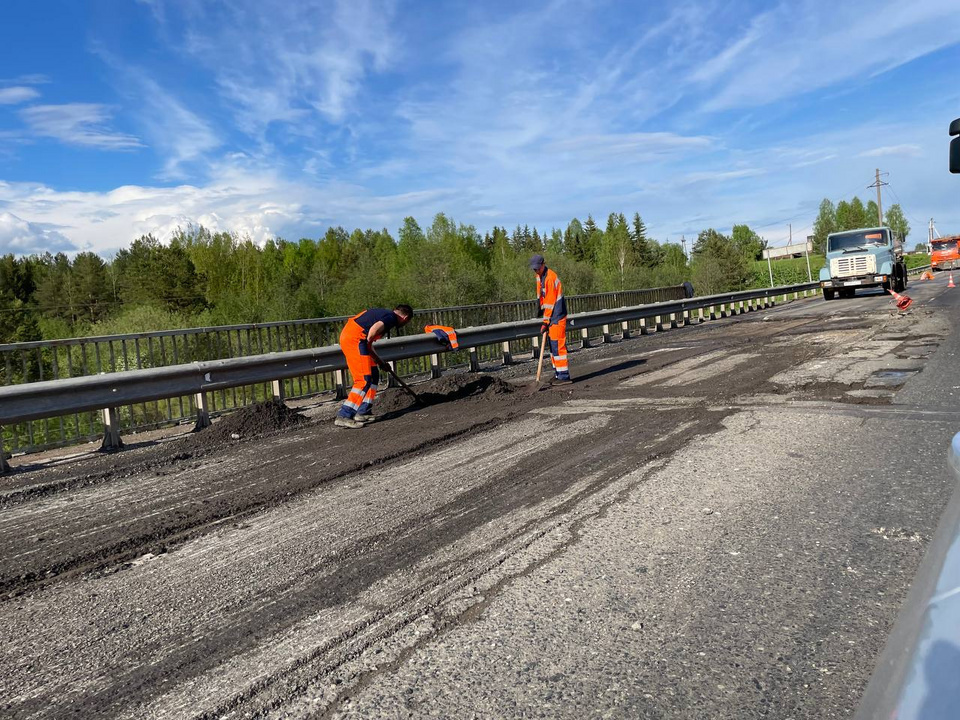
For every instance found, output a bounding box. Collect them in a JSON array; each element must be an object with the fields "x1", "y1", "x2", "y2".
[
  {"x1": 338, "y1": 318, "x2": 380, "y2": 418},
  {"x1": 547, "y1": 318, "x2": 569, "y2": 380}
]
